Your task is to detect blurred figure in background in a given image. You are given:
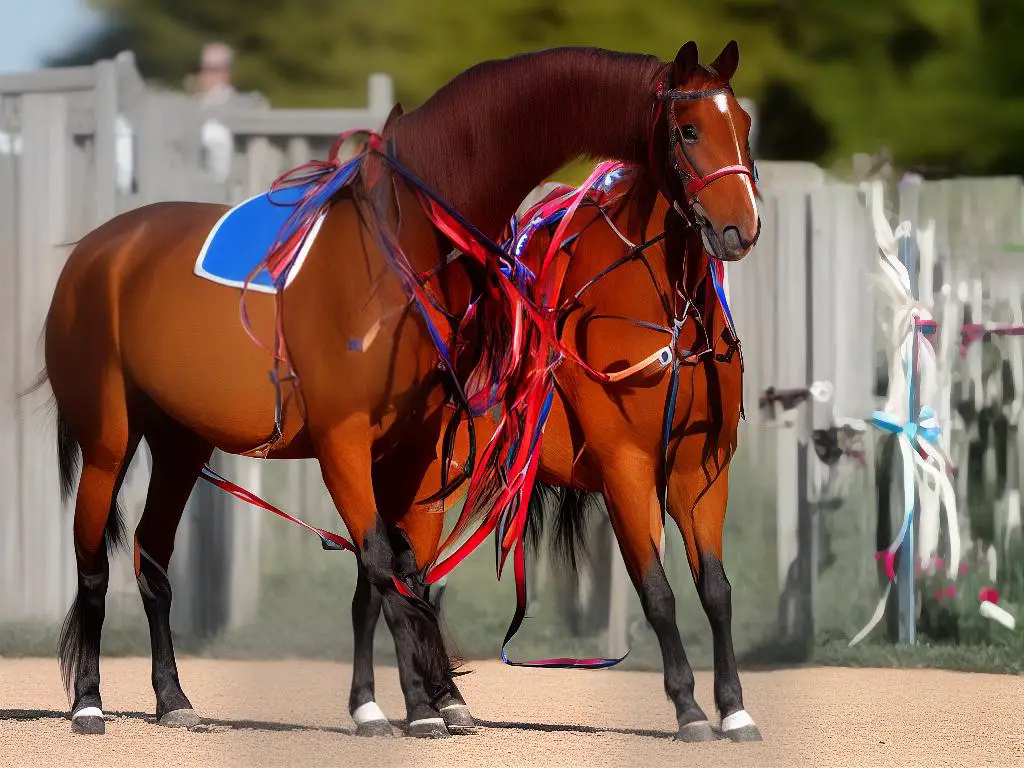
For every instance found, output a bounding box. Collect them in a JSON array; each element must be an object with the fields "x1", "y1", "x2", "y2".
[
  {"x1": 196, "y1": 42, "x2": 239, "y2": 110},
  {"x1": 193, "y1": 42, "x2": 241, "y2": 183}
]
